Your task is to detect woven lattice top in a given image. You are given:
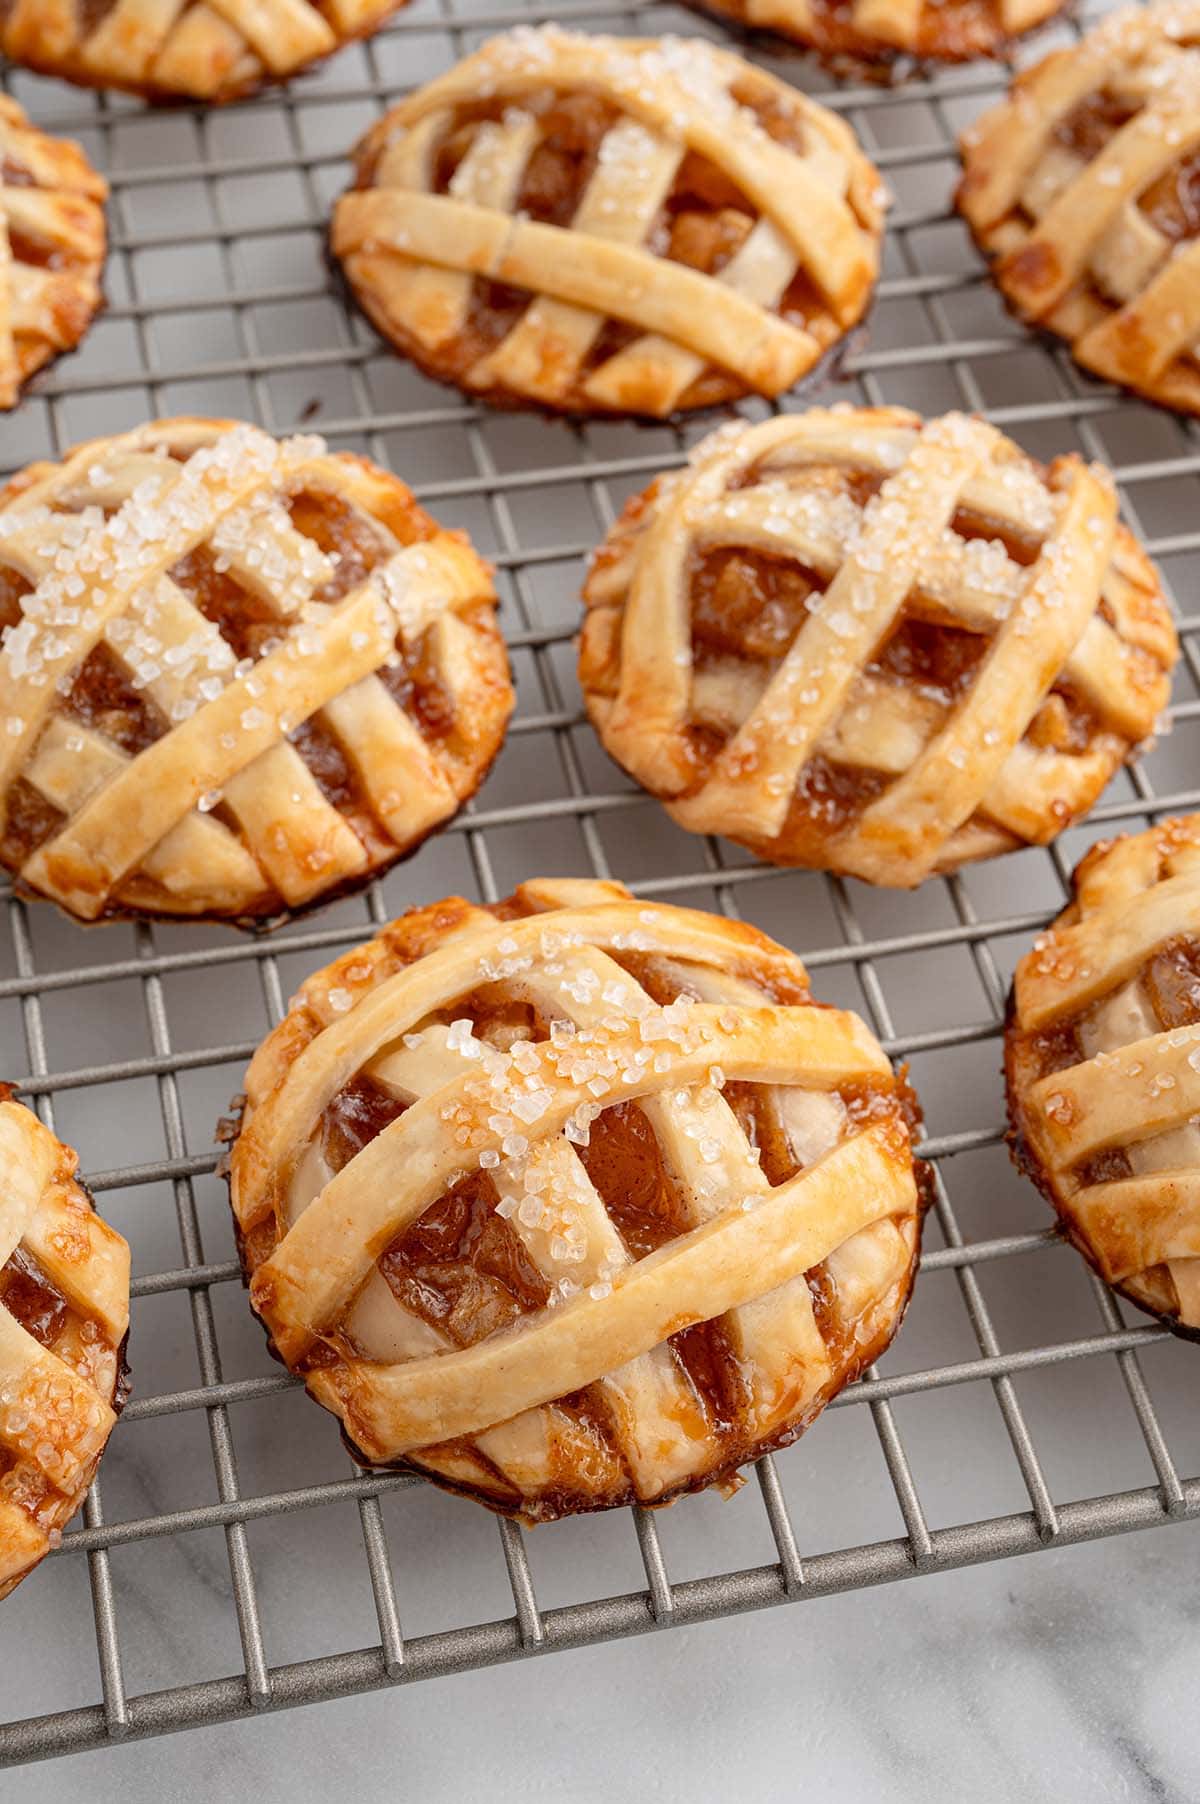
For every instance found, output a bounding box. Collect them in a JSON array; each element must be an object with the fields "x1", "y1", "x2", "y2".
[
  {"x1": 580, "y1": 405, "x2": 1177, "y2": 888},
  {"x1": 697, "y1": 0, "x2": 1064, "y2": 67},
  {"x1": 229, "y1": 878, "x2": 924, "y2": 1521},
  {"x1": 332, "y1": 28, "x2": 885, "y2": 419},
  {"x1": 0, "y1": 0, "x2": 404, "y2": 103},
  {"x1": 0, "y1": 1093, "x2": 129, "y2": 1604},
  {"x1": 0, "y1": 97, "x2": 107, "y2": 413},
  {"x1": 1008, "y1": 817, "x2": 1200, "y2": 1338},
  {"x1": 958, "y1": 0, "x2": 1200, "y2": 417},
  {"x1": 0, "y1": 418, "x2": 512, "y2": 926}
]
